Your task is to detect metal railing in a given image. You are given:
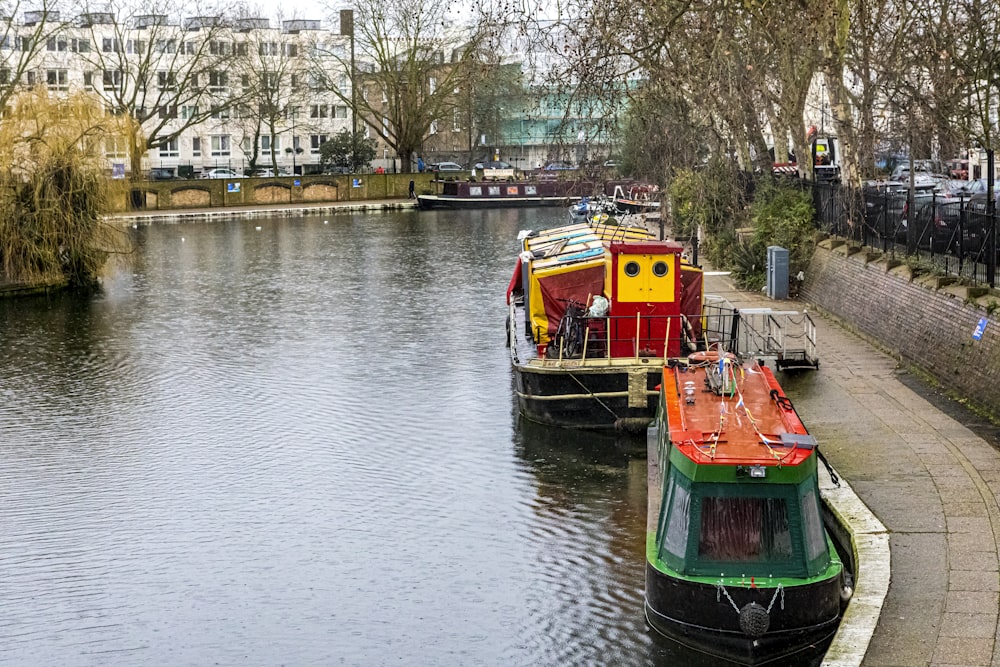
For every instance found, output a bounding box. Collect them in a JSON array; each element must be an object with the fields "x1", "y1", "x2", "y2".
[{"x1": 813, "y1": 181, "x2": 999, "y2": 287}]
